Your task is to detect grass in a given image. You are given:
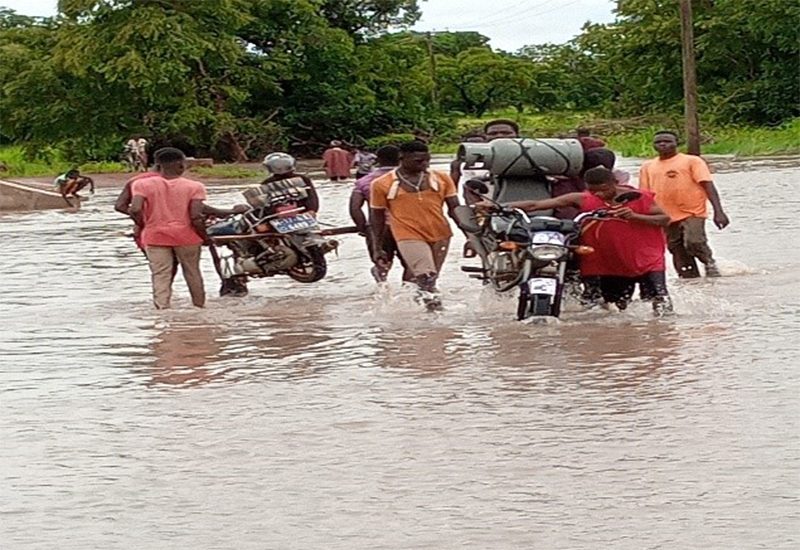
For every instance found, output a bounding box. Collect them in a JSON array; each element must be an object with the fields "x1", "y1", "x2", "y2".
[
  {"x1": 0, "y1": 145, "x2": 125, "y2": 178},
  {"x1": 429, "y1": 109, "x2": 800, "y2": 158},
  {"x1": 189, "y1": 165, "x2": 264, "y2": 179}
]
